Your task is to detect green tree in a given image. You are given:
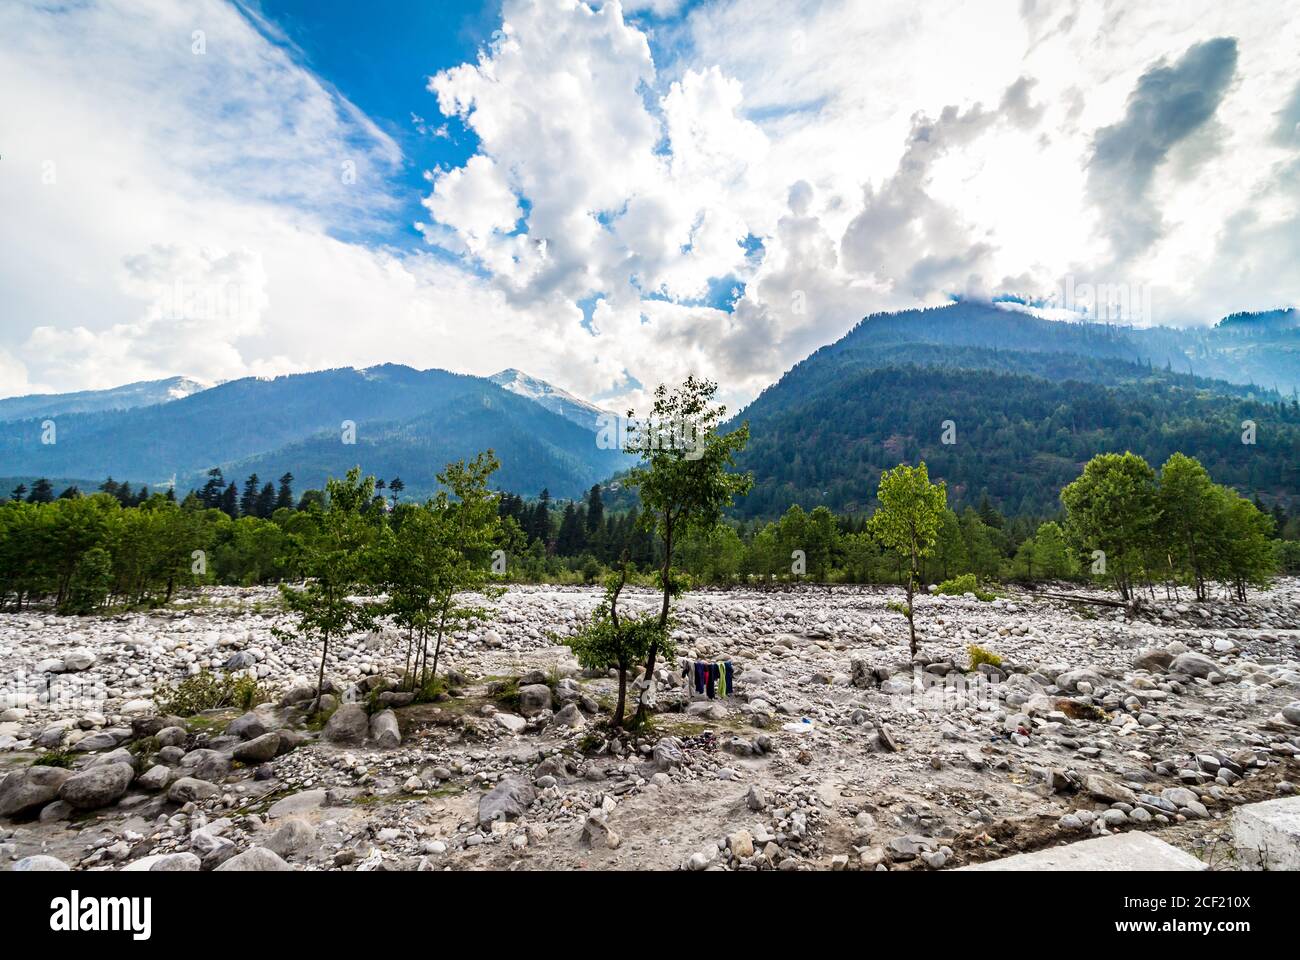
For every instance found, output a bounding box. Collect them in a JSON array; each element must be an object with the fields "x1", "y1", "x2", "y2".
[
  {"x1": 275, "y1": 467, "x2": 380, "y2": 715},
  {"x1": 565, "y1": 558, "x2": 671, "y2": 728},
  {"x1": 1157, "y1": 453, "x2": 1220, "y2": 600},
  {"x1": 378, "y1": 452, "x2": 505, "y2": 694},
  {"x1": 868, "y1": 462, "x2": 947, "y2": 656},
  {"x1": 1061, "y1": 452, "x2": 1158, "y2": 601},
  {"x1": 623, "y1": 375, "x2": 752, "y2": 690}
]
